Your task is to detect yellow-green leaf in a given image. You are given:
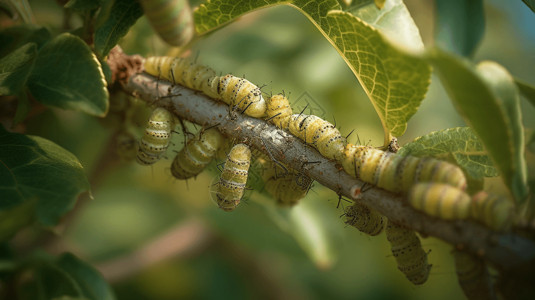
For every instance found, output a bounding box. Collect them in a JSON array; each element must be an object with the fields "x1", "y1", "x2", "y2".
[
  {"x1": 428, "y1": 49, "x2": 528, "y2": 203},
  {"x1": 398, "y1": 127, "x2": 498, "y2": 179},
  {"x1": 194, "y1": 0, "x2": 431, "y2": 142}
]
